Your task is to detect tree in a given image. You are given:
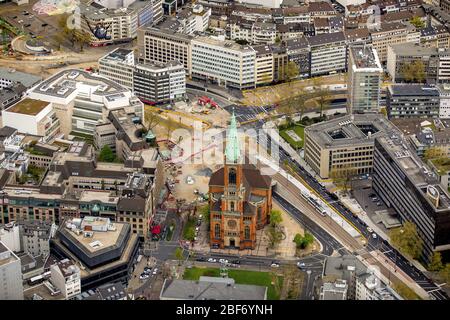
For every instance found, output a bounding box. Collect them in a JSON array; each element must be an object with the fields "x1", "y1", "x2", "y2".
[
  {"x1": 293, "y1": 232, "x2": 314, "y2": 249},
  {"x1": 423, "y1": 147, "x2": 446, "y2": 161},
  {"x1": 274, "y1": 36, "x2": 281, "y2": 44},
  {"x1": 174, "y1": 248, "x2": 184, "y2": 266},
  {"x1": 165, "y1": 117, "x2": 177, "y2": 140},
  {"x1": 280, "y1": 89, "x2": 308, "y2": 124},
  {"x1": 144, "y1": 107, "x2": 162, "y2": 131},
  {"x1": 440, "y1": 263, "x2": 450, "y2": 284},
  {"x1": 73, "y1": 30, "x2": 91, "y2": 52},
  {"x1": 98, "y1": 145, "x2": 116, "y2": 162},
  {"x1": 400, "y1": 60, "x2": 426, "y2": 83},
  {"x1": 266, "y1": 225, "x2": 283, "y2": 249},
  {"x1": 329, "y1": 164, "x2": 356, "y2": 193},
  {"x1": 390, "y1": 221, "x2": 424, "y2": 260},
  {"x1": 428, "y1": 252, "x2": 443, "y2": 272},
  {"x1": 269, "y1": 210, "x2": 283, "y2": 227},
  {"x1": 410, "y1": 16, "x2": 425, "y2": 29},
  {"x1": 284, "y1": 61, "x2": 299, "y2": 85}
]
